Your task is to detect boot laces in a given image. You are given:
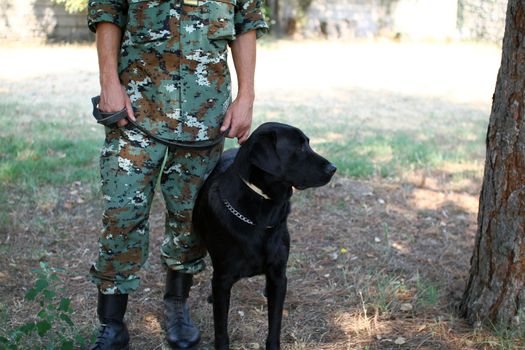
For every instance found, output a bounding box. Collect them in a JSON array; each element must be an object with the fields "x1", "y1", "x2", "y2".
[
  {"x1": 92, "y1": 324, "x2": 111, "y2": 348},
  {"x1": 174, "y1": 298, "x2": 186, "y2": 322},
  {"x1": 166, "y1": 297, "x2": 189, "y2": 327}
]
